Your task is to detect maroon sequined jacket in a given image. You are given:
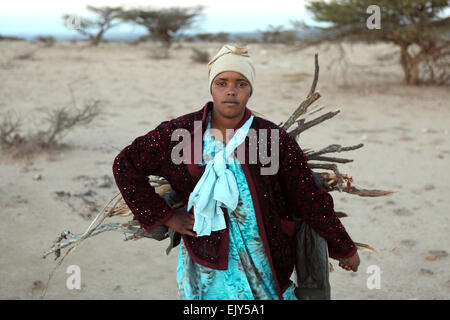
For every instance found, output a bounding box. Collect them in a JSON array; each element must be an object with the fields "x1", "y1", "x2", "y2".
[{"x1": 112, "y1": 101, "x2": 357, "y2": 299}]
